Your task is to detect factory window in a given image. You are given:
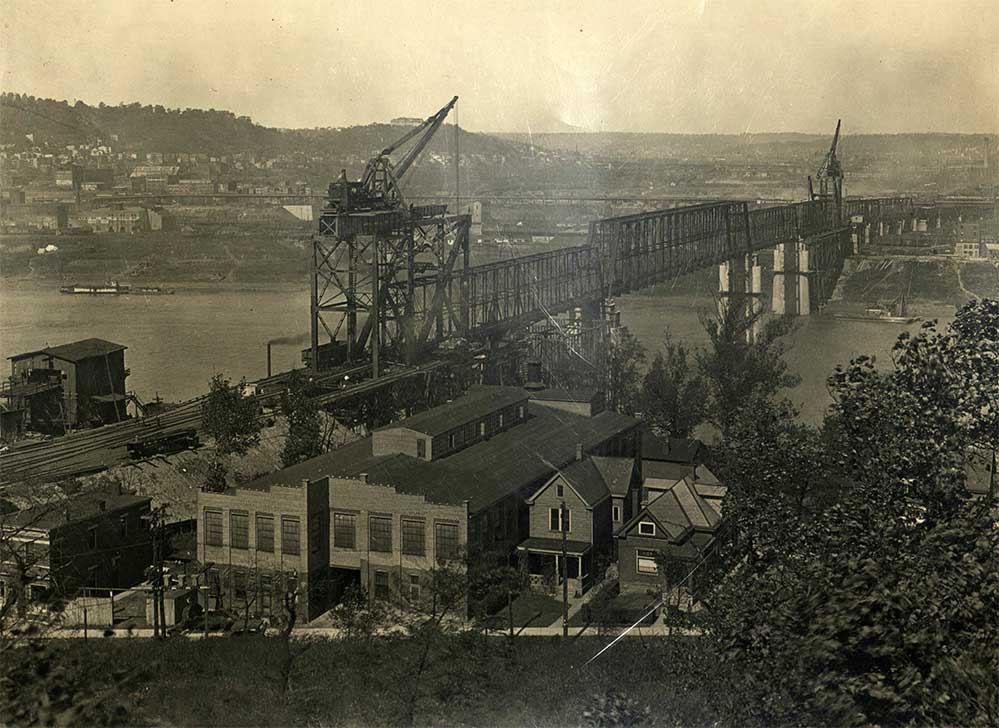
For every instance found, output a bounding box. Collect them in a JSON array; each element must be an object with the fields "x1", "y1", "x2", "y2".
[
  {"x1": 435, "y1": 522, "x2": 459, "y2": 562},
  {"x1": 369, "y1": 515, "x2": 393, "y2": 553},
  {"x1": 256, "y1": 513, "x2": 274, "y2": 552},
  {"x1": 233, "y1": 568, "x2": 247, "y2": 600},
  {"x1": 401, "y1": 518, "x2": 425, "y2": 556},
  {"x1": 637, "y1": 549, "x2": 659, "y2": 575},
  {"x1": 407, "y1": 573, "x2": 421, "y2": 603},
  {"x1": 333, "y1": 512, "x2": 356, "y2": 550},
  {"x1": 638, "y1": 521, "x2": 656, "y2": 537},
  {"x1": 281, "y1": 516, "x2": 301, "y2": 555},
  {"x1": 374, "y1": 570, "x2": 390, "y2": 601},
  {"x1": 230, "y1": 512, "x2": 249, "y2": 549},
  {"x1": 204, "y1": 509, "x2": 223, "y2": 547},
  {"x1": 498, "y1": 413, "x2": 504, "y2": 428},
  {"x1": 260, "y1": 575, "x2": 272, "y2": 613},
  {"x1": 416, "y1": 439, "x2": 426, "y2": 459}
]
